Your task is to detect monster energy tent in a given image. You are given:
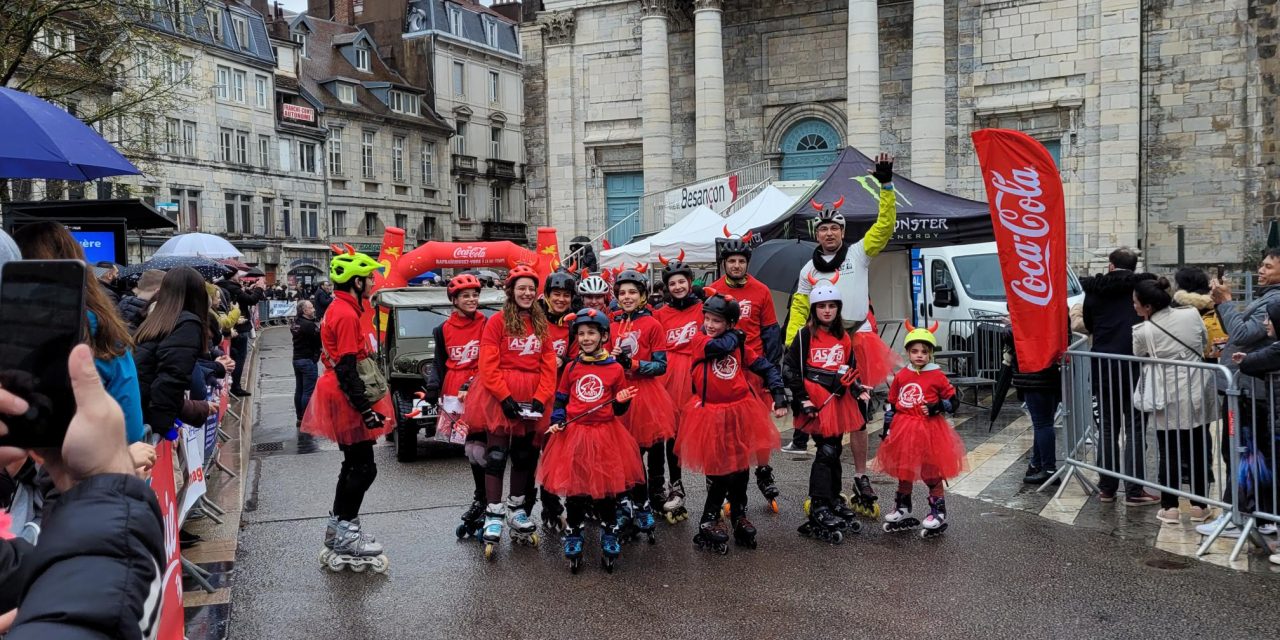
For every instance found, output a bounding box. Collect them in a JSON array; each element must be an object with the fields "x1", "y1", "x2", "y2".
[{"x1": 751, "y1": 147, "x2": 994, "y2": 248}]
